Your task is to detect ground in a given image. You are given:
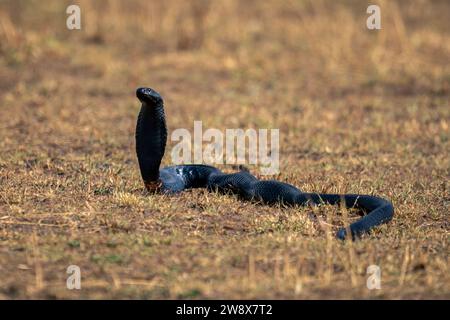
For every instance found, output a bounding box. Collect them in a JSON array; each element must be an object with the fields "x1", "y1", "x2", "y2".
[{"x1": 0, "y1": 0, "x2": 448, "y2": 299}]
